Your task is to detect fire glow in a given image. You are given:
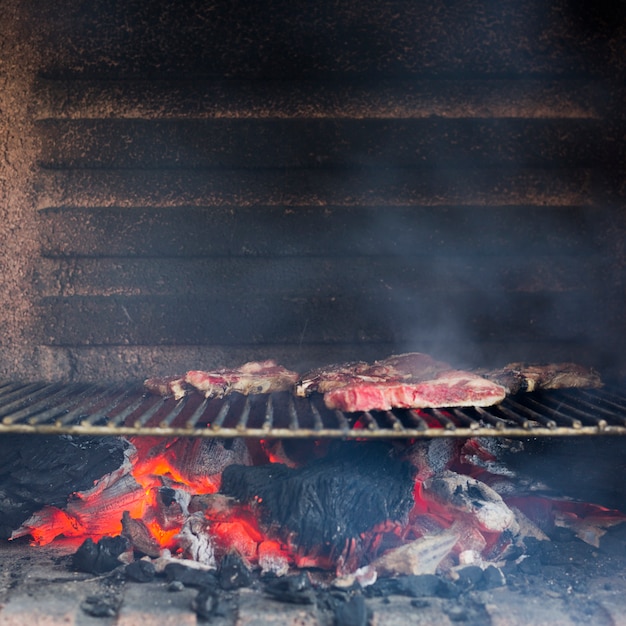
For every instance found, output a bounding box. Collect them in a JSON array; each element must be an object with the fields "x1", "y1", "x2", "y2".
[{"x1": 10, "y1": 432, "x2": 626, "y2": 580}]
